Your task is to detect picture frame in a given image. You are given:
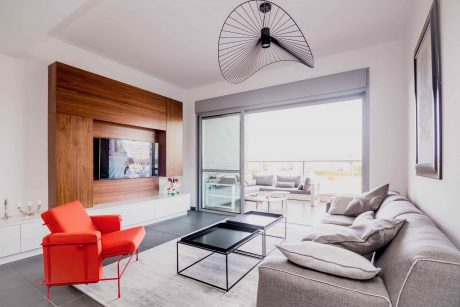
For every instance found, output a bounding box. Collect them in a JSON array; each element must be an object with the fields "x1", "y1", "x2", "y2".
[{"x1": 414, "y1": 0, "x2": 442, "y2": 179}]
